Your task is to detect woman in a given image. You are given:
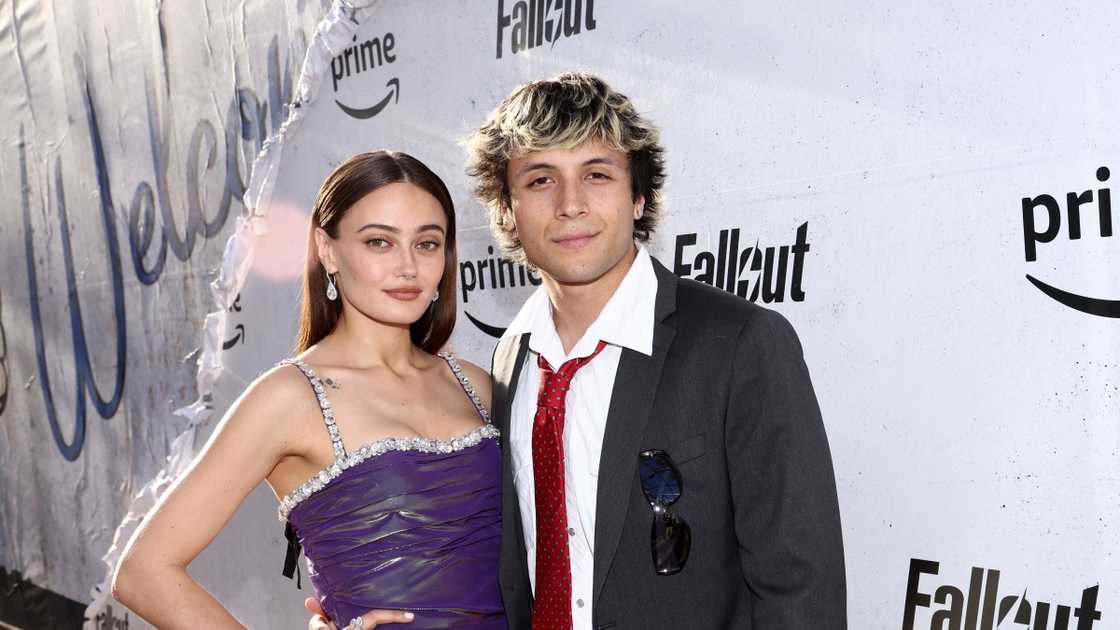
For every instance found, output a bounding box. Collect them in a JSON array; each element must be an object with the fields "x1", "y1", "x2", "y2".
[{"x1": 112, "y1": 152, "x2": 505, "y2": 629}]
